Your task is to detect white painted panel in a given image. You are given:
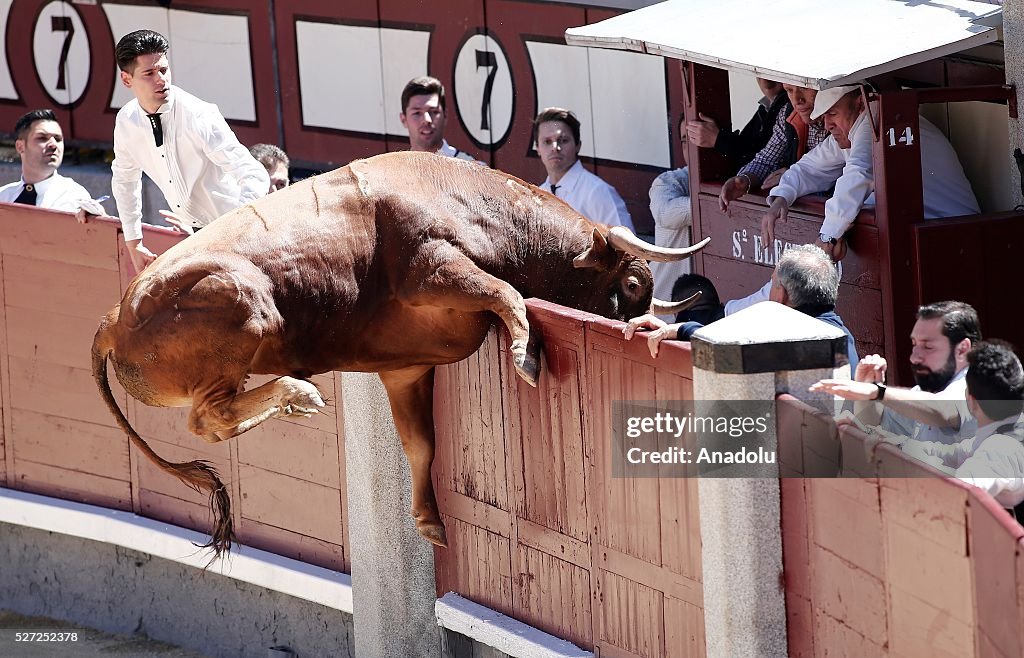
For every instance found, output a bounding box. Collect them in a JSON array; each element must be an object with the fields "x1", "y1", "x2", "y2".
[
  {"x1": 380, "y1": 28, "x2": 430, "y2": 136},
  {"x1": 728, "y1": 70, "x2": 764, "y2": 137},
  {"x1": 296, "y1": 21, "x2": 385, "y2": 133},
  {"x1": 0, "y1": 0, "x2": 17, "y2": 100},
  {"x1": 947, "y1": 101, "x2": 1013, "y2": 213},
  {"x1": 103, "y1": 4, "x2": 170, "y2": 109},
  {"x1": 167, "y1": 10, "x2": 255, "y2": 122},
  {"x1": 104, "y1": 7, "x2": 254, "y2": 121},
  {"x1": 526, "y1": 41, "x2": 595, "y2": 159},
  {"x1": 587, "y1": 48, "x2": 669, "y2": 167}
]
